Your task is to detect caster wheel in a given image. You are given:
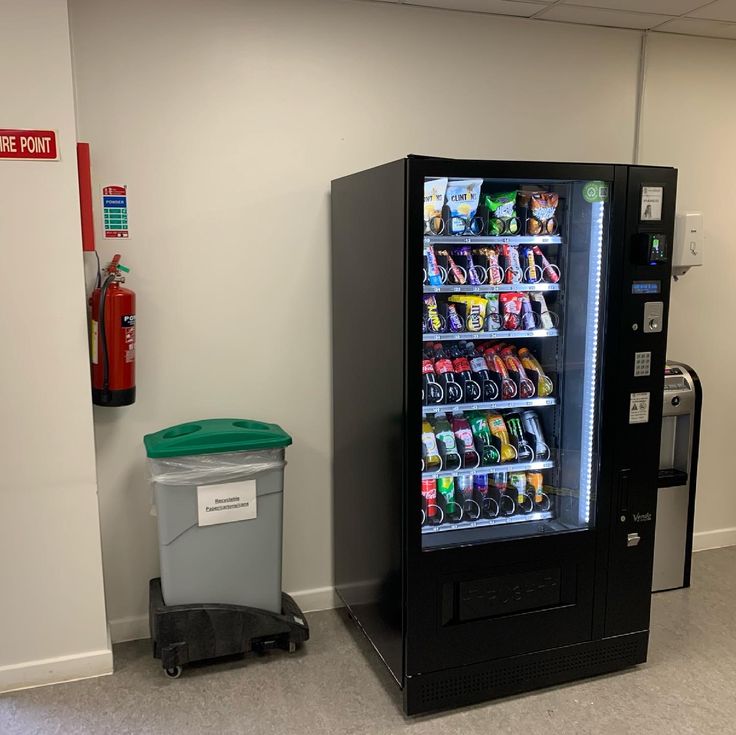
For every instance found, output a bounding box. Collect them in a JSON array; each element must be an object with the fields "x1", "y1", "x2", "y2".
[
  {"x1": 164, "y1": 665, "x2": 183, "y2": 679},
  {"x1": 288, "y1": 641, "x2": 297, "y2": 654}
]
